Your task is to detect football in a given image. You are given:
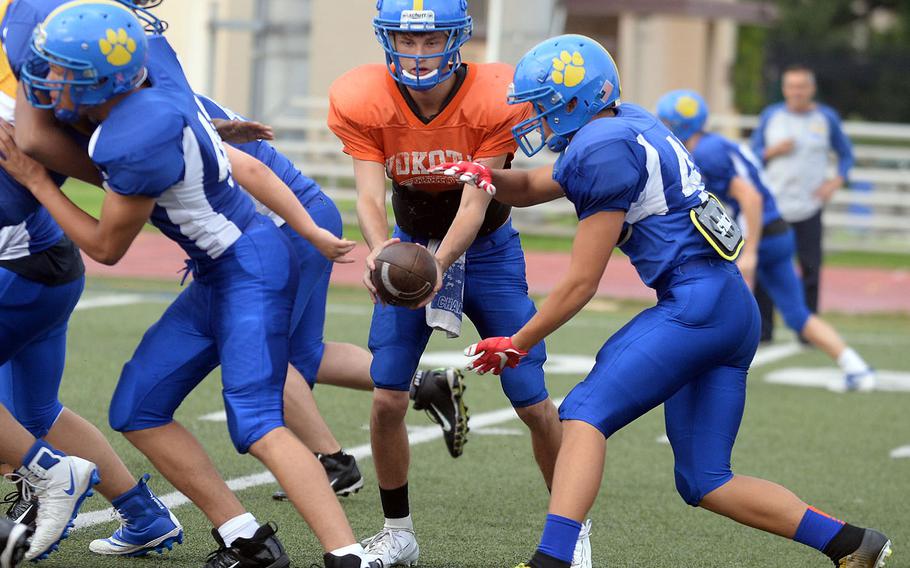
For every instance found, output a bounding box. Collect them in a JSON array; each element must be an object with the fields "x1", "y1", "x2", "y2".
[{"x1": 370, "y1": 242, "x2": 439, "y2": 308}]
